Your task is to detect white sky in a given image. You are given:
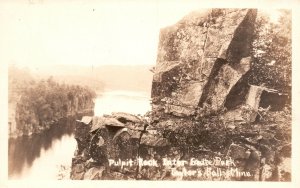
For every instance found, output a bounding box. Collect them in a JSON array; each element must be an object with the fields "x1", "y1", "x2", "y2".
[
  {"x1": 0, "y1": 0, "x2": 205, "y2": 67},
  {"x1": 0, "y1": 0, "x2": 288, "y2": 68}
]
